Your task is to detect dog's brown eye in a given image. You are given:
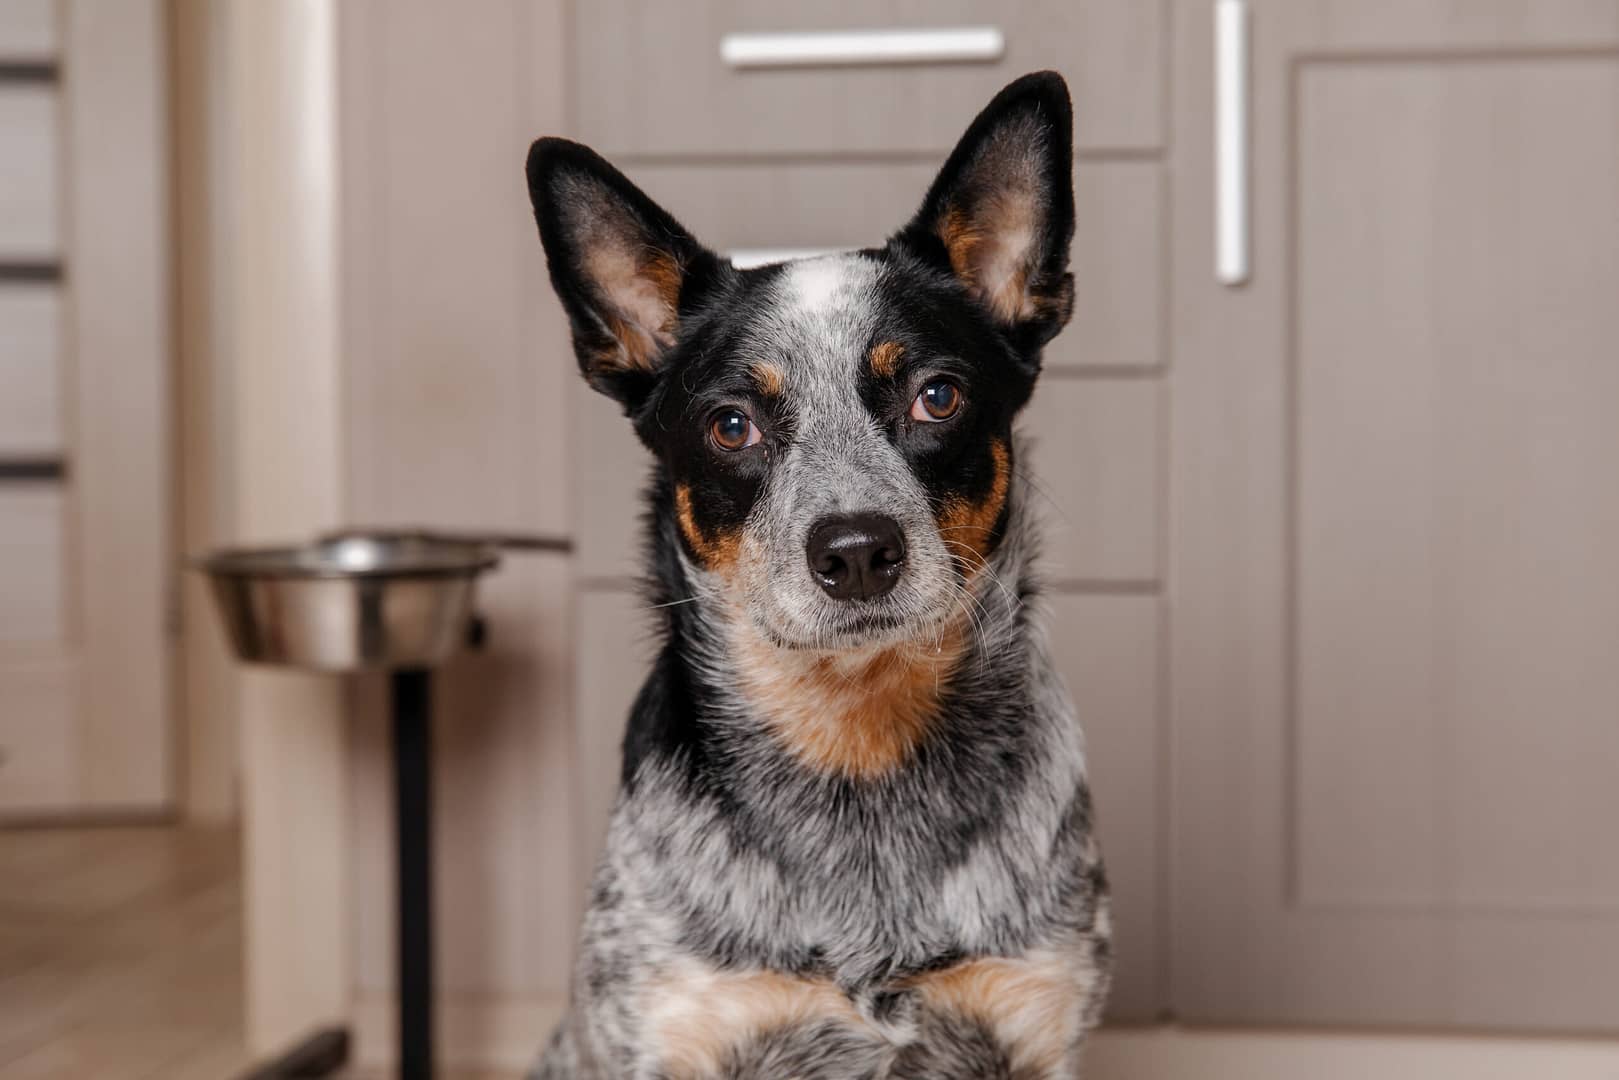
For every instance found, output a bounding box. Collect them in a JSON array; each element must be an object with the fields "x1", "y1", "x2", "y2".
[
  {"x1": 910, "y1": 380, "x2": 962, "y2": 423},
  {"x1": 710, "y1": 409, "x2": 761, "y2": 451}
]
